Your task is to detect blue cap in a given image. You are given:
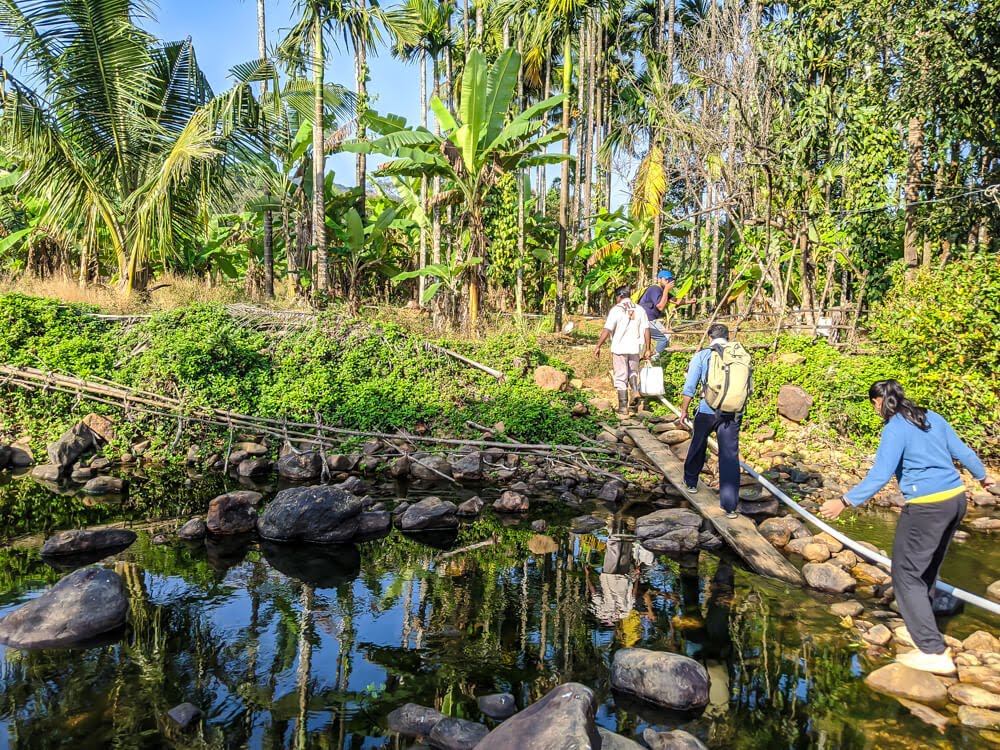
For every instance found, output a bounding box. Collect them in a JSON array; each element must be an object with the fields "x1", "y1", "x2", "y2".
[{"x1": 657, "y1": 270, "x2": 674, "y2": 280}]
